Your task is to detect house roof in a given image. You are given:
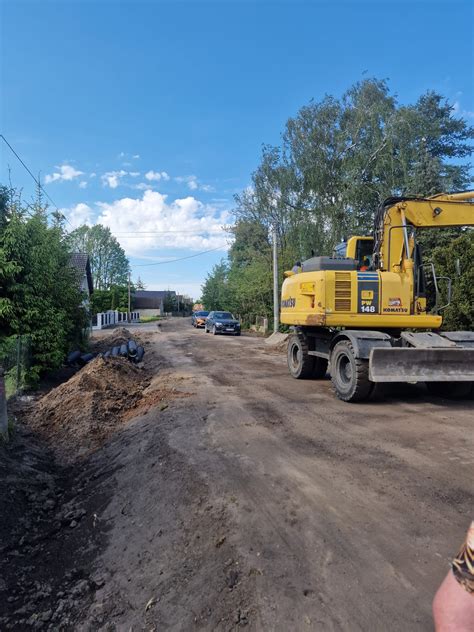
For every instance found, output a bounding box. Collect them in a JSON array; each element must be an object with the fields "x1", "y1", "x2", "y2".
[{"x1": 70, "y1": 253, "x2": 94, "y2": 294}]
